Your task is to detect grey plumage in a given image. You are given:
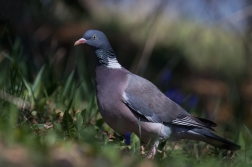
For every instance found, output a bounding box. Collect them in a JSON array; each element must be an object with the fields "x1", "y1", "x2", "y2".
[{"x1": 74, "y1": 30, "x2": 240, "y2": 157}]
